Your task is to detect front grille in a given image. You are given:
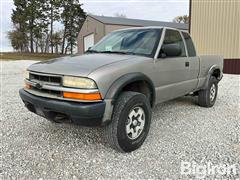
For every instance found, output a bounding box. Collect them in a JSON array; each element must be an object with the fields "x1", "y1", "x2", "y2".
[
  {"x1": 31, "y1": 86, "x2": 62, "y2": 97},
  {"x1": 28, "y1": 72, "x2": 62, "y2": 98},
  {"x1": 30, "y1": 73, "x2": 61, "y2": 85}
]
